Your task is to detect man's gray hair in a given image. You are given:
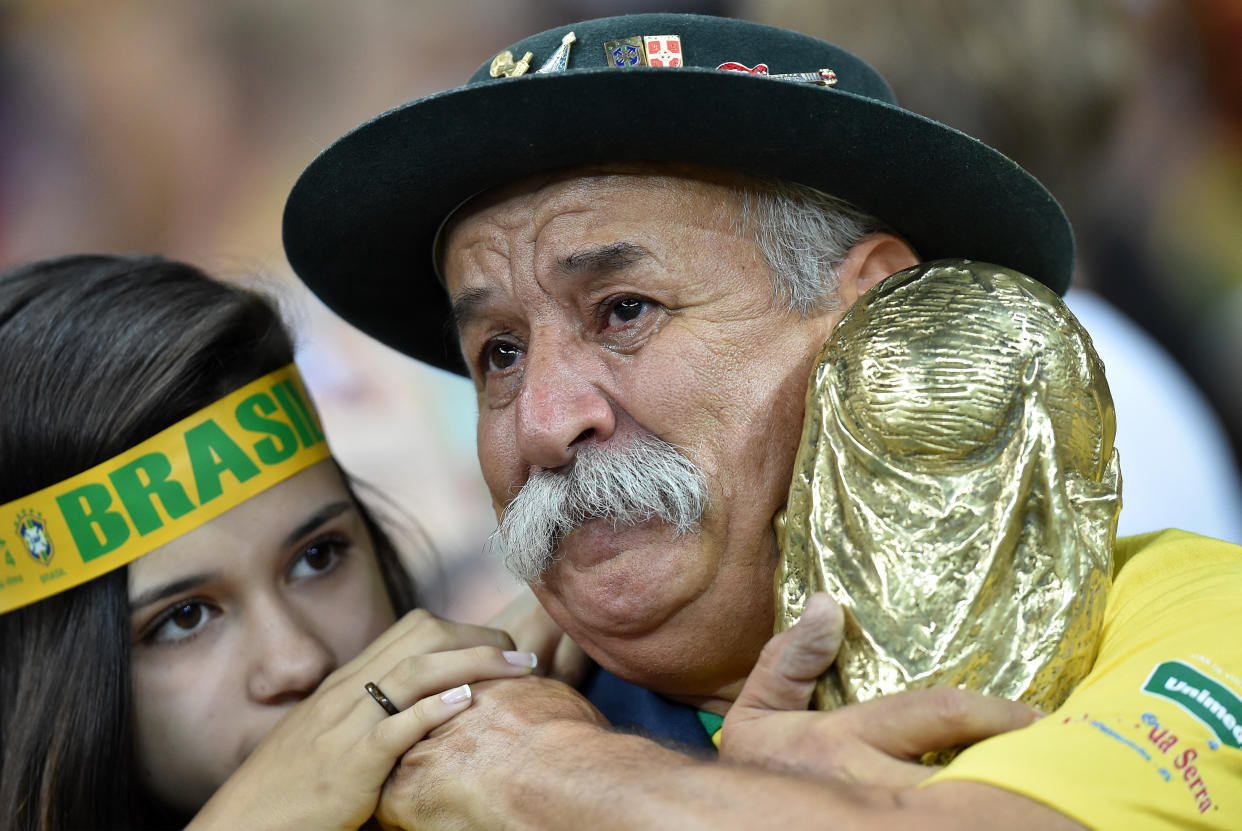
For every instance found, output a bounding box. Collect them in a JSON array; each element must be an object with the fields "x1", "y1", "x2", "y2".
[{"x1": 735, "y1": 178, "x2": 895, "y2": 315}]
